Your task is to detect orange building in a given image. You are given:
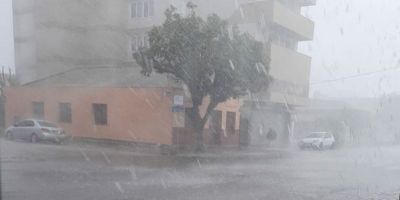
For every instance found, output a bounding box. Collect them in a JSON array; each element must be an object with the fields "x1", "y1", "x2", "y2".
[{"x1": 5, "y1": 67, "x2": 241, "y2": 147}]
